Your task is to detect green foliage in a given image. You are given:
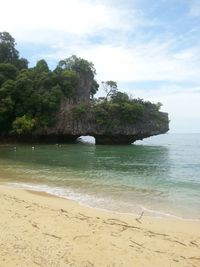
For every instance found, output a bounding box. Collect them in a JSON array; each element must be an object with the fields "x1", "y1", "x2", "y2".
[
  {"x1": 57, "y1": 55, "x2": 96, "y2": 77},
  {"x1": 0, "y1": 80, "x2": 15, "y2": 132},
  {"x1": 102, "y1": 80, "x2": 118, "y2": 99},
  {"x1": 56, "y1": 55, "x2": 98, "y2": 98},
  {"x1": 55, "y1": 69, "x2": 79, "y2": 98},
  {"x1": 120, "y1": 102, "x2": 144, "y2": 123},
  {"x1": 94, "y1": 96, "x2": 144, "y2": 127},
  {"x1": 111, "y1": 91, "x2": 129, "y2": 103},
  {"x1": 0, "y1": 32, "x2": 99, "y2": 136},
  {"x1": 35, "y1": 59, "x2": 49, "y2": 73},
  {"x1": 73, "y1": 104, "x2": 89, "y2": 119},
  {"x1": 0, "y1": 95, "x2": 14, "y2": 132},
  {"x1": 93, "y1": 101, "x2": 112, "y2": 127},
  {"x1": 0, "y1": 32, "x2": 19, "y2": 64},
  {"x1": 16, "y1": 58, "x2": 28, "y2": 70},
  {"x1": 12, "y1": 115, "x2": 36, "y2": 135},
  {"x1": 0, "y1": 63, "x2": 18, "y2": 86},
  {"x1": 0, "y1": 32, "x2": 28, "y2": 69},
  {"x1": 91, "y1": 80, "x2": 99, "y2": 99}
]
